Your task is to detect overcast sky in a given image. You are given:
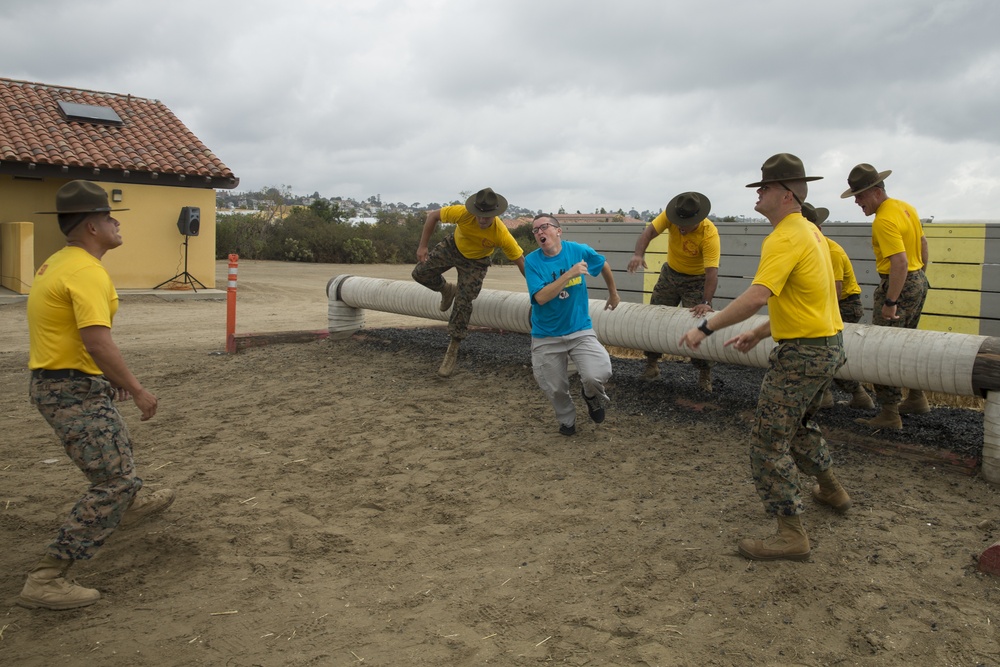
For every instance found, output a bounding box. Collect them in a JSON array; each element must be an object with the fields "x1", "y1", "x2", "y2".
[{"x1": 3, "y1": 0, "x2": 999, "y2": 221}]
